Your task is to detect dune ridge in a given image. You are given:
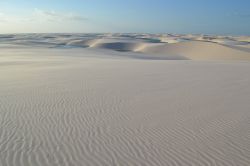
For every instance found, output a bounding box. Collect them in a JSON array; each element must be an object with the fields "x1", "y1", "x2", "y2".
[
  {"x1": 0, "y1": 33, "x2": 250, "y2": 61},
  {"x1": 140, "y1": 41, "x2": 250, "y2": 61}
]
